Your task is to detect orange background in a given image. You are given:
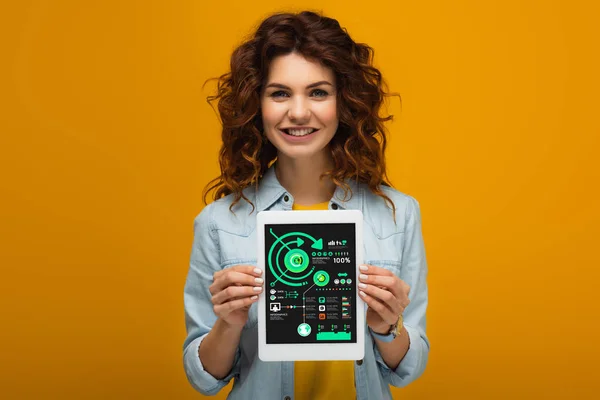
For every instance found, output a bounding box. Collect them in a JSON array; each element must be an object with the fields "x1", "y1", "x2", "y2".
[{"x1": 2, "y1": 1, "x2": 599, "y2": 399}]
